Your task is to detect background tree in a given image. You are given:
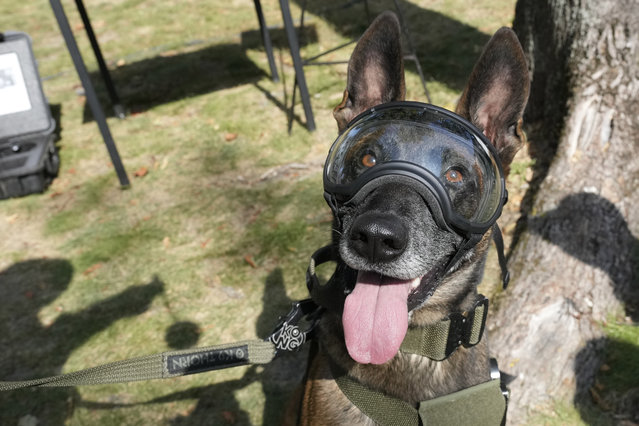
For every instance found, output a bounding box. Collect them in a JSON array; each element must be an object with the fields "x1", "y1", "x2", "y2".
[{"x1": 488, "y1": 0, "x2": 639, "y2": 423}]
